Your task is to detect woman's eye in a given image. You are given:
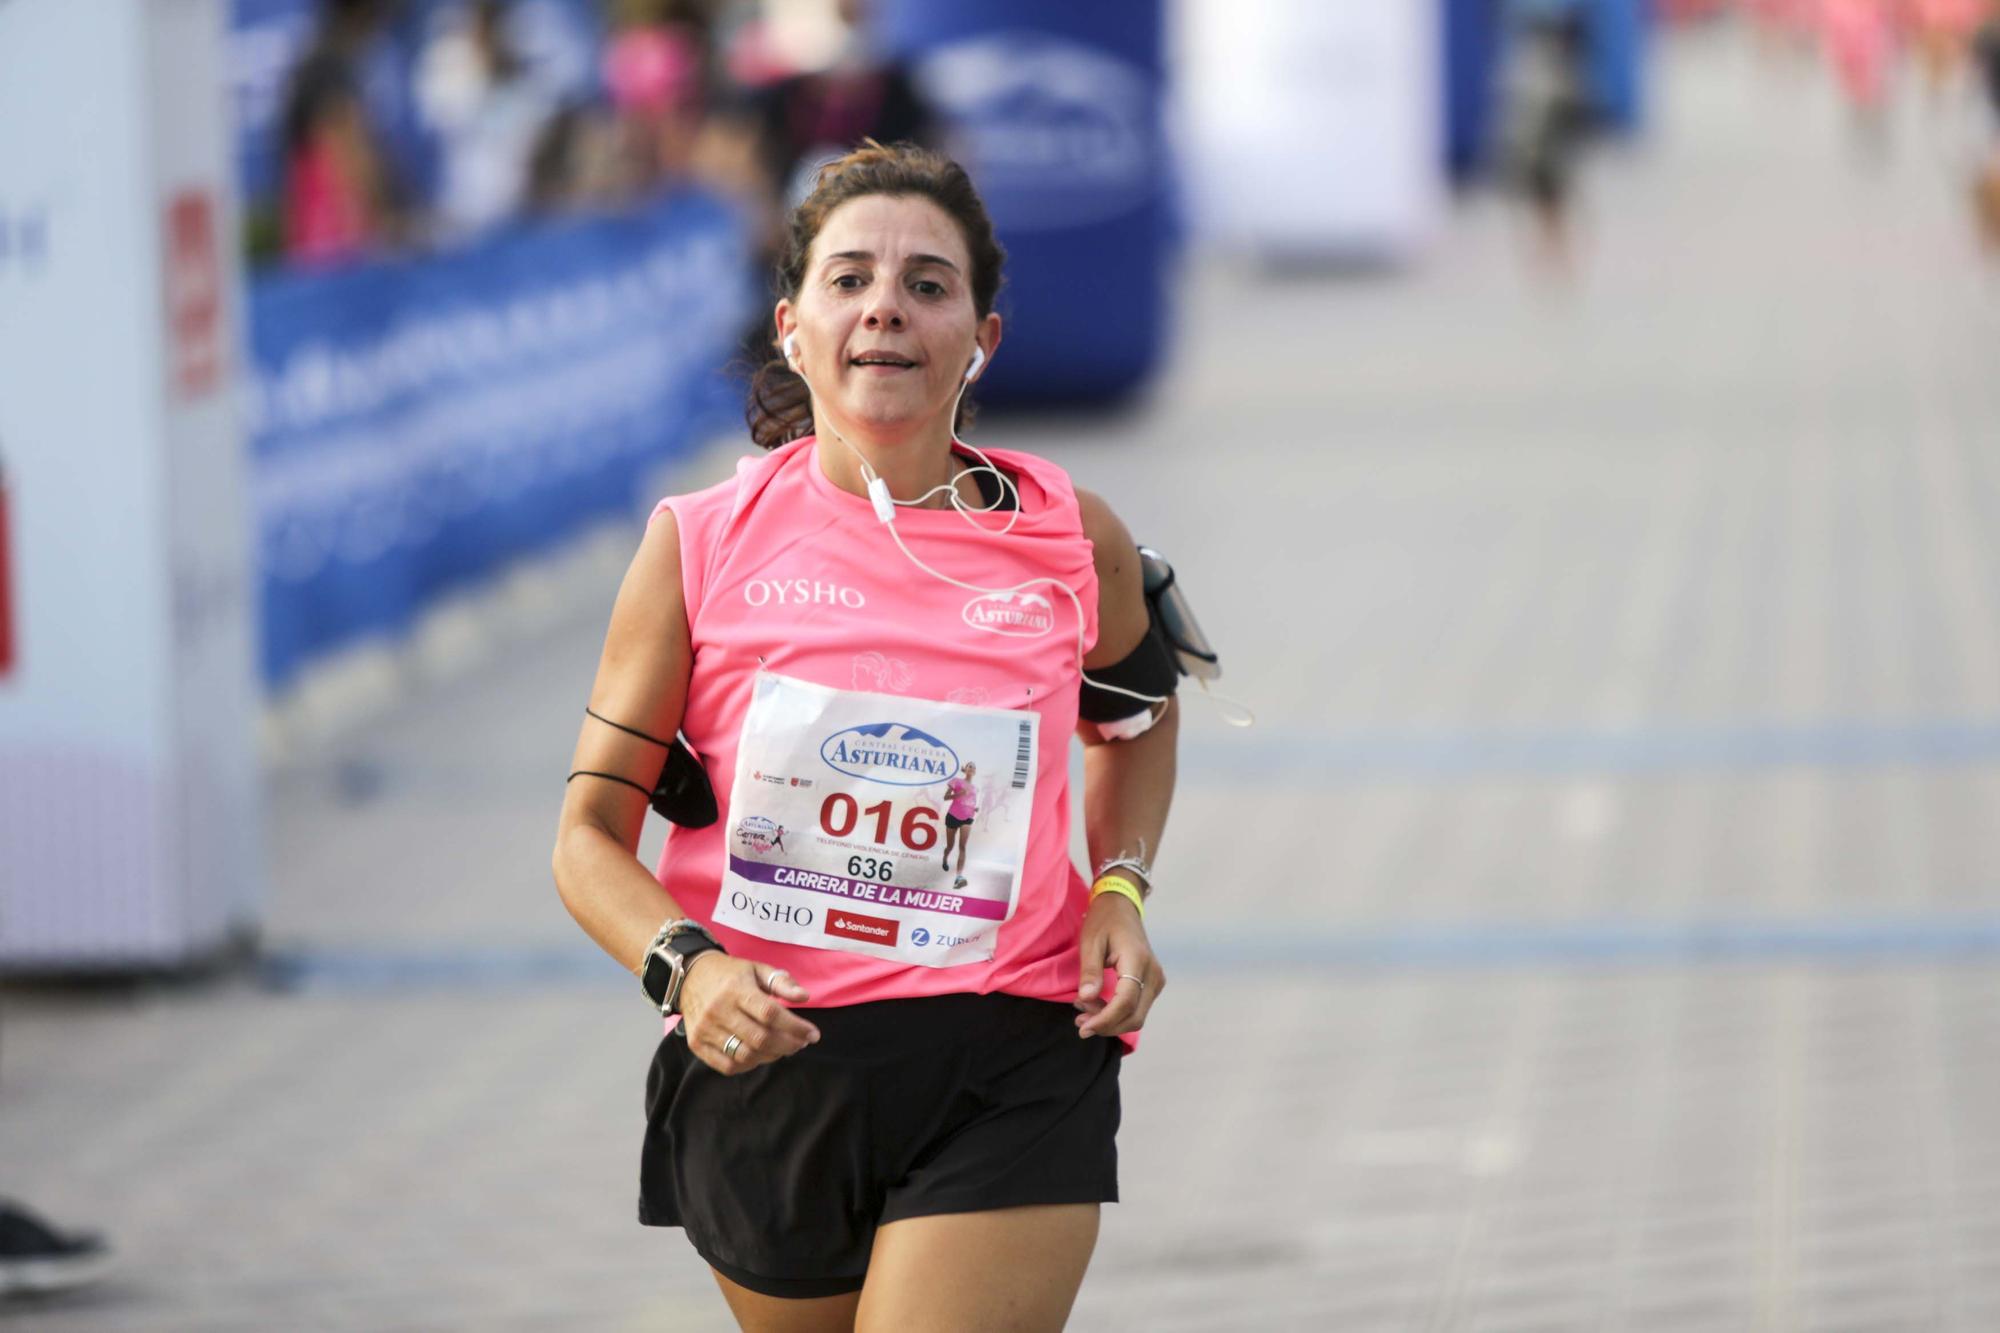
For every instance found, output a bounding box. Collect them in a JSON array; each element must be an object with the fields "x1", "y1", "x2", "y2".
[
  {"x1": 832, "y1": 274, "x2": 866, "y2": 290},
  {"x1": 911, "y1": 279, "x2": 946, "y2": 297}
]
